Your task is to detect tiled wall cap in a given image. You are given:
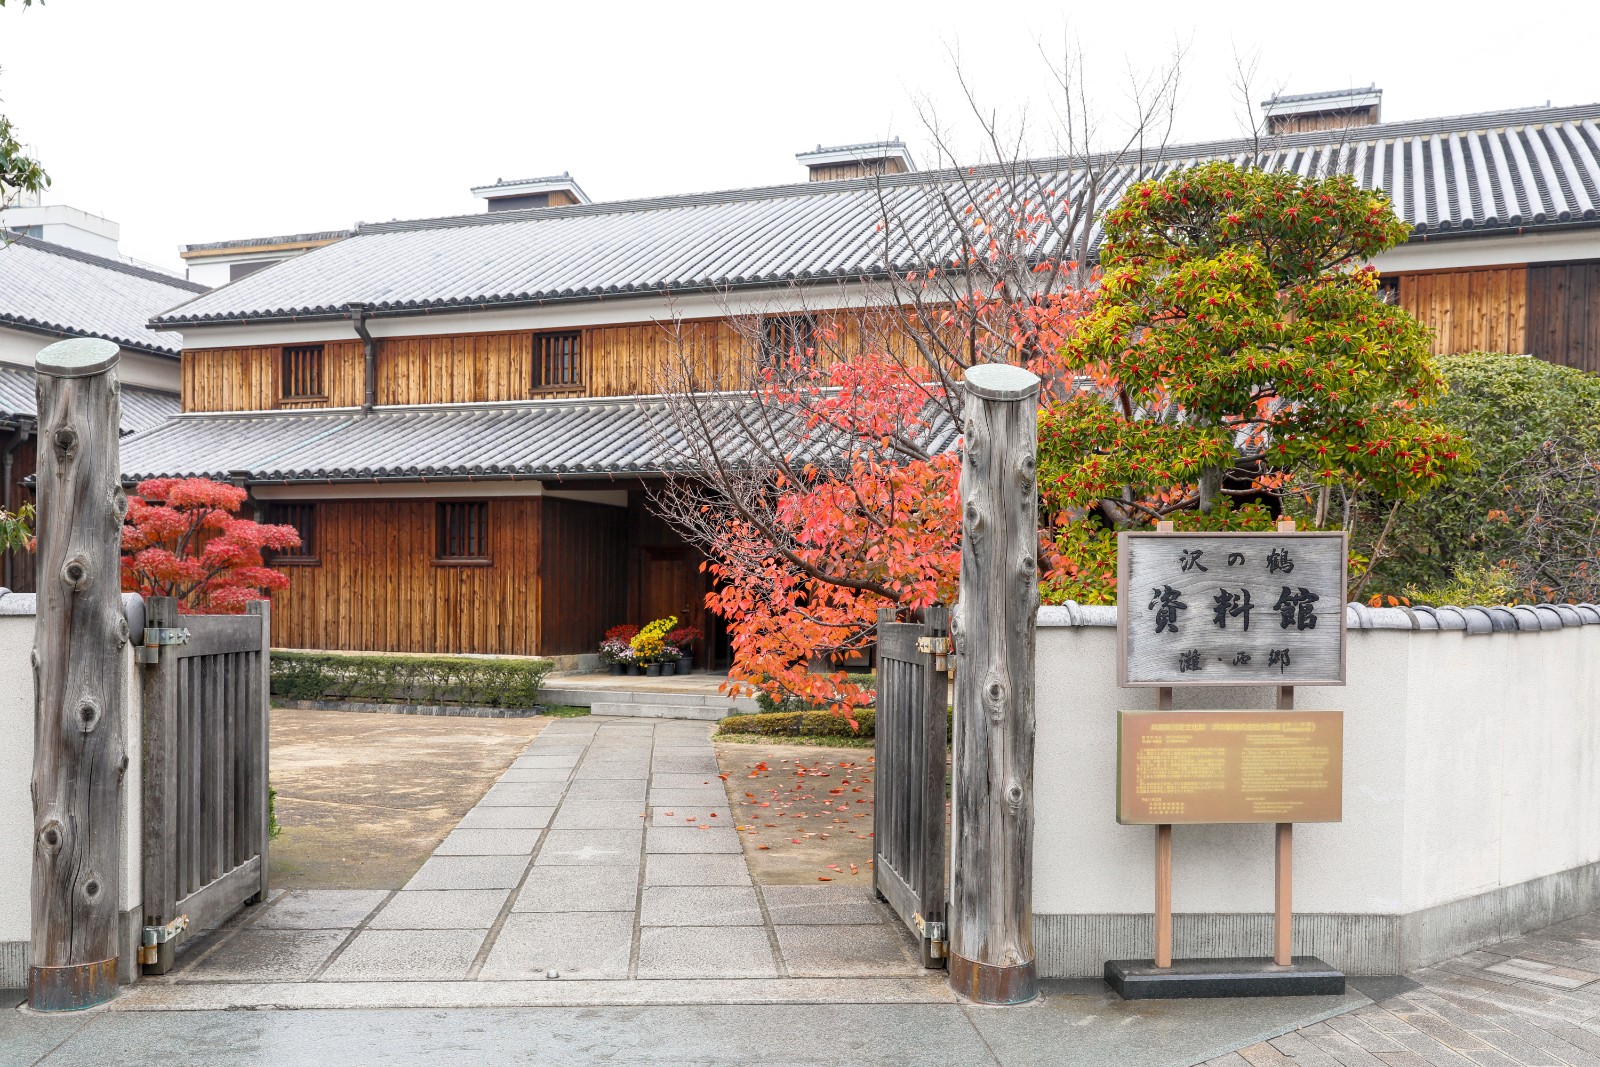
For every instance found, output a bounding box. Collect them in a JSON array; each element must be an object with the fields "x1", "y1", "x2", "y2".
[
  {"x1": 0, "y1": 591, "x2": 146, "y2": 632},
  {"x1": 1038, "y1": 600, "x2": 1600, "y2": 633}
]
